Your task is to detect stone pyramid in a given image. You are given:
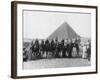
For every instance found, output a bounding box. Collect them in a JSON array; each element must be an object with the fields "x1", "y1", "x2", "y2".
[{"x1": 47, "y1": 22, "x2": 80, "y2": 41}]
